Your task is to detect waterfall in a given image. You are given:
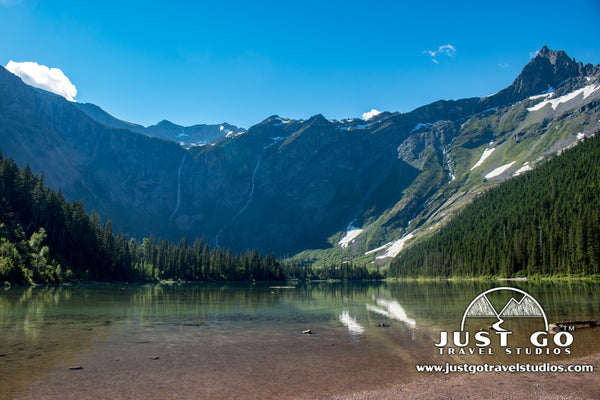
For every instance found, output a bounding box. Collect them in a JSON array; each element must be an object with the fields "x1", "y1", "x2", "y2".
[
  {"x1": 170, "y1": 153, "x2": 186, "y2": 224},
  {"x1": 214, "y1": 138, "x2": 283, "y2": 247}
]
